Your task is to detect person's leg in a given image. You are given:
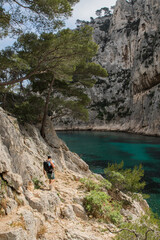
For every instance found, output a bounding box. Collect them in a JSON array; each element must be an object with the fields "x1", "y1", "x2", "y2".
[
  {"x1": 47, "y1": 173, "x2": 52, "y2": 189},
  {"x1": 50, "y1": 172, "x2": 55, "y2": 189}
]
